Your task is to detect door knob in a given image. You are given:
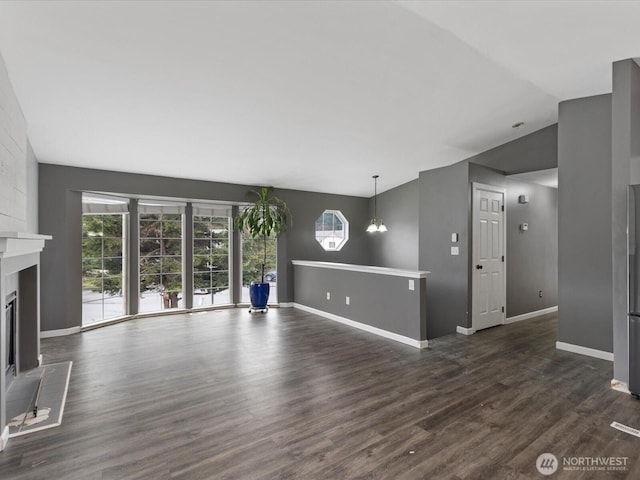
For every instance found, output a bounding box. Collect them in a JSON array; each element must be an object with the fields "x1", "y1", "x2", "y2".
[{"x1": 476, "y1": 264, "x2": 483, "y2": 270}]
